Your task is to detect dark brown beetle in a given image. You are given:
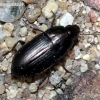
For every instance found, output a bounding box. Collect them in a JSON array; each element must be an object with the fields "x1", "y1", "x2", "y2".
[{"x1": 11, "y1": 25, "x2": 80, "y2": 78}]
